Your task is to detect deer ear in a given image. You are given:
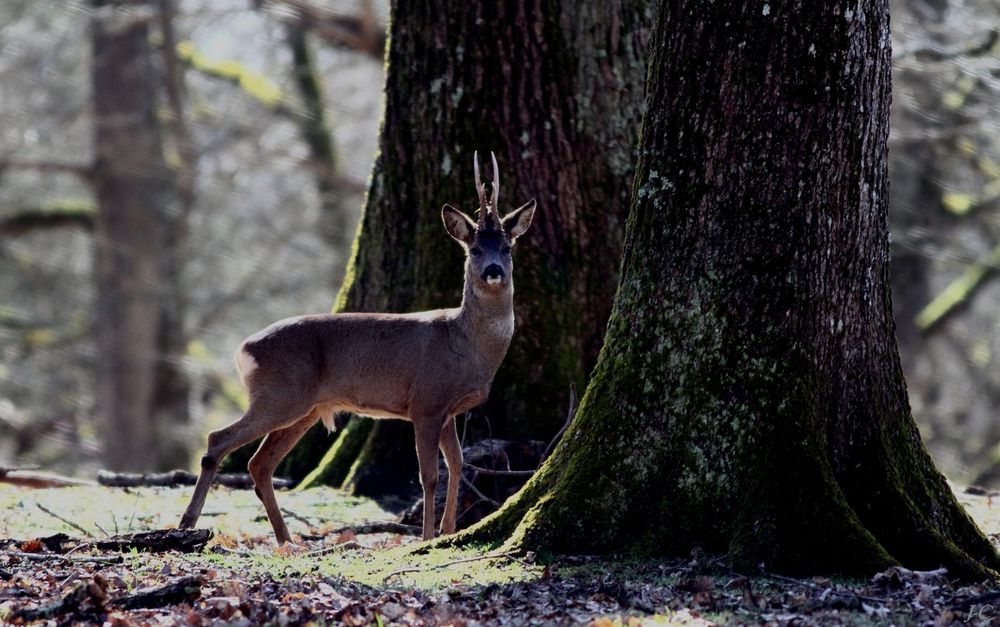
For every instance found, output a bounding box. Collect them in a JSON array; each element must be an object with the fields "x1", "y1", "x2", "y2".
[
  {"x1": 442, "y1": 204, "x2": 476, "y2": 245},
  {"x1": 502, "y1": 198, "x2": 536, "y2": 242}
]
